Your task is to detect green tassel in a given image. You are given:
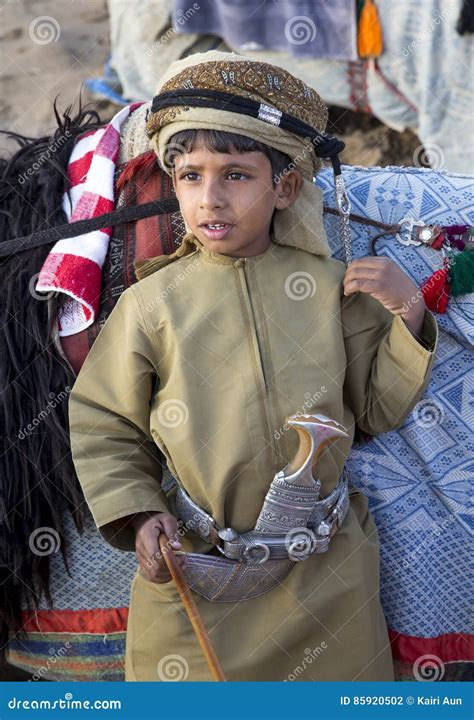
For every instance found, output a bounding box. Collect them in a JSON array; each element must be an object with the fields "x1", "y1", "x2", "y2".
[{"x1": 449, "y1": 250, "x2": 474, "y2": 297}]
